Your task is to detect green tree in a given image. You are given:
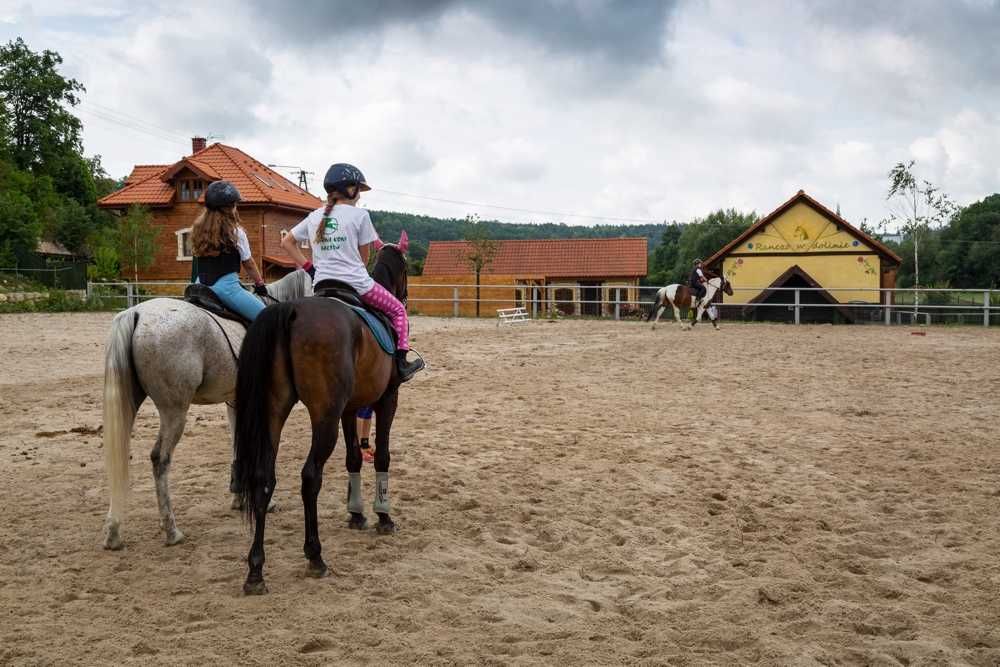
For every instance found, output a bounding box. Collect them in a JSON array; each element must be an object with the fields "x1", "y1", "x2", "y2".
[
  {"x1": 648, "y1": 209, "x2": 756, "y2": 285},
  {"x1": 881, "y1": 161, "x2": 957, "y2": 311},
  {"x1": 463, "y1": 215, "x2": 500, "y2": 317},
  {"x1": 938, "y1": 193, "x2": 1000, "y2": 288},
  {"x1": 0, "y1": 188, "x2": 38, "y2": 267},
  {"x1": 116, "y1": 205, "x2": 159, "y2": 282},
  {"x1": 646, "y1": 223, "x2": 682, "y2": 285},
  {"x1": 0, "y1": 37, "x2": 85, "y2": 172}
]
